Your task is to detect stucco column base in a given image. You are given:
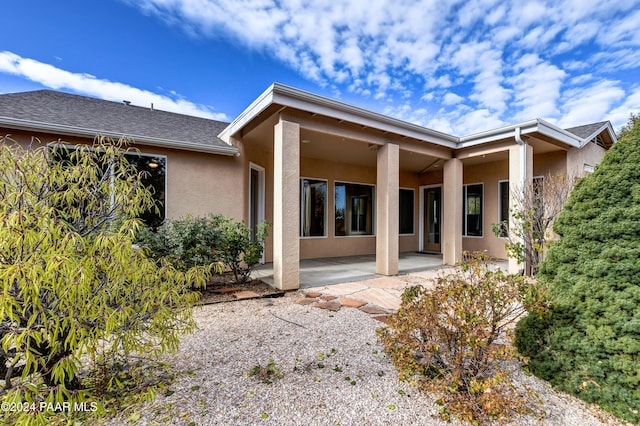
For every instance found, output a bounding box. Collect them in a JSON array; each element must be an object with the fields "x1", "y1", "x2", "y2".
[
  {"x1": 443, "y1": 158, "x2": 463, "y2": 265},
  {"x1": 273, "y1": 119, "x2": 300, "y2": 290},
  {"x1": 376, "y1": 143, "x2": 399, "y2": 275}
]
